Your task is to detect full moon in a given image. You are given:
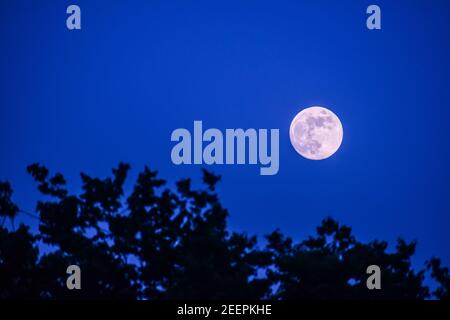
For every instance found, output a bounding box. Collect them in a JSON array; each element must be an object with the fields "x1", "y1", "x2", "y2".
[{"x1": 289, "y1": 106, "x2": 343, "y2": 160}]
